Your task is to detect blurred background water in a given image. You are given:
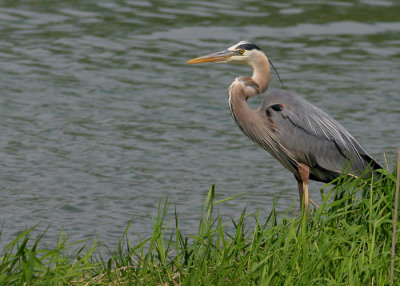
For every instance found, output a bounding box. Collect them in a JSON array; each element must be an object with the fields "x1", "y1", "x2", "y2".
[{"x1": 0, "y1": 0, "x2": 399, "y2": 249}]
